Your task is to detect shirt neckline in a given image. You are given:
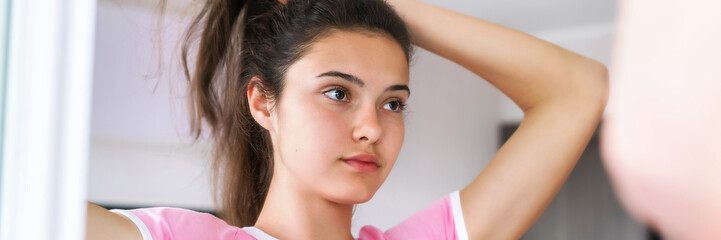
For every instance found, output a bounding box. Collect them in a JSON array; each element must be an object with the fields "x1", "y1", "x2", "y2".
[{"x1": 242, "y1": 226, "x2": 280, "y2": 240}]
